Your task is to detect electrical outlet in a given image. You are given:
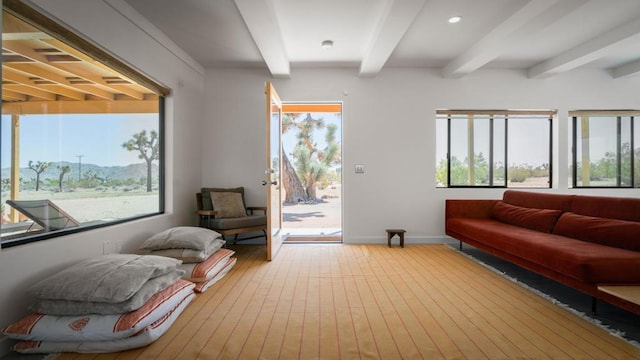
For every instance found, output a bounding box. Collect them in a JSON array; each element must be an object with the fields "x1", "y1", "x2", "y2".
[
  {"x1": 103, "y1": 240, "x2": 117, "y2": 254},
  {"x1": 355, "y1": 164, "x2": 365, "y2": 174}
]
